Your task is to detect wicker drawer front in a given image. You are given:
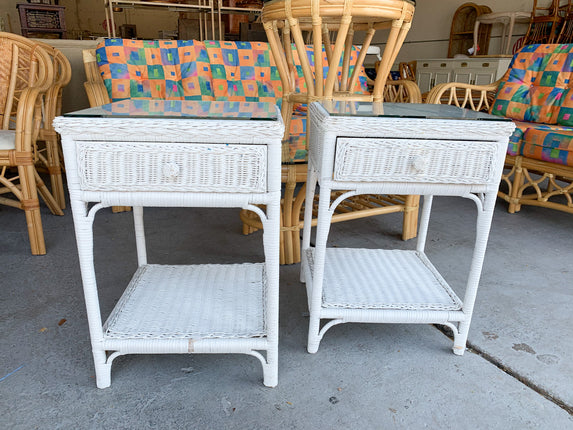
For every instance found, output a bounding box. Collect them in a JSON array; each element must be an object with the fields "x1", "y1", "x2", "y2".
[
  {"x1": 334, "y1": 138, "x2": 499, "y2": 184},
  {"x1": 76, "y1": 141, "x2": 267, "y2": 192}
]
